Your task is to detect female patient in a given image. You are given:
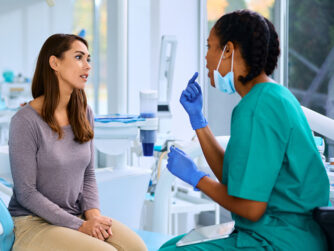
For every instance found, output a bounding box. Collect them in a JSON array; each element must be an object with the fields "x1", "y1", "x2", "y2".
[{"x1": 8, "y1": 34, "x2": 147, "y2": 251}]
